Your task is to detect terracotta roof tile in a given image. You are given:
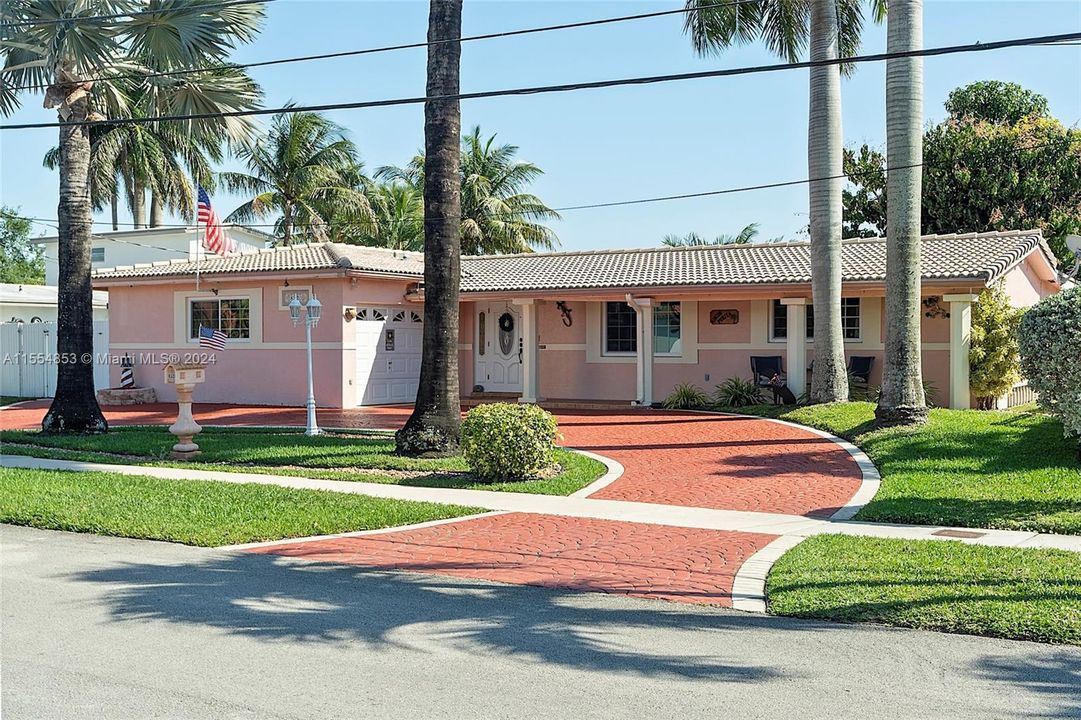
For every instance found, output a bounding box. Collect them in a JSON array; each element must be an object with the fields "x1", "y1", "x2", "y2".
[{"x1": 92, "y1": 230, "x2": 1050, "y2": 292}]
